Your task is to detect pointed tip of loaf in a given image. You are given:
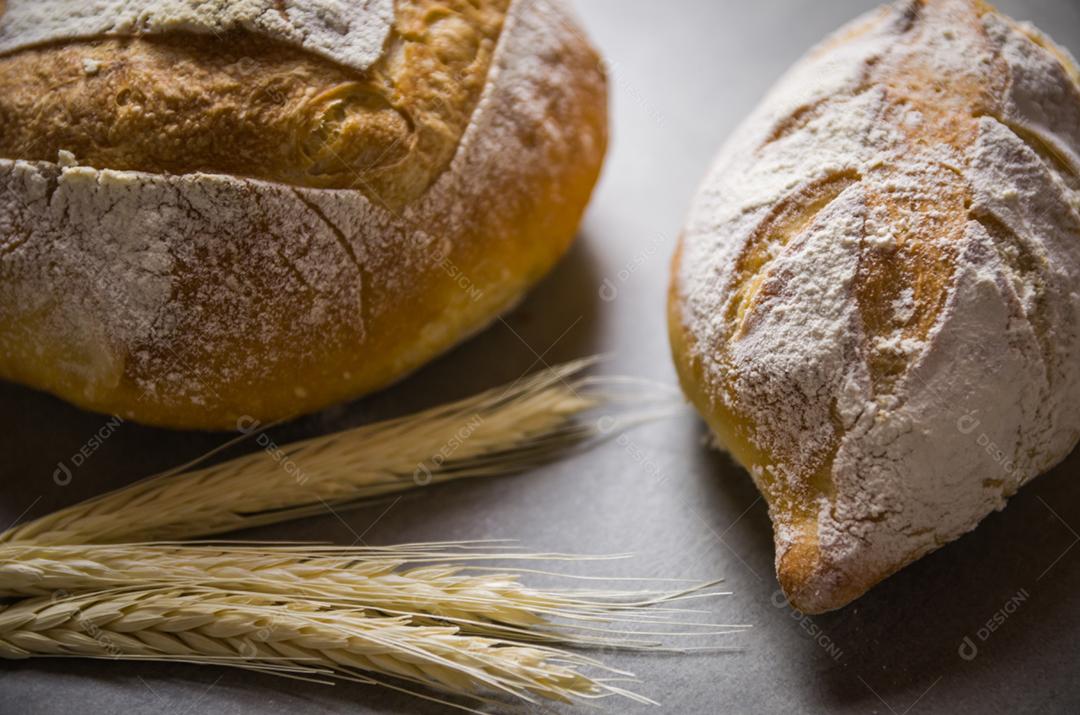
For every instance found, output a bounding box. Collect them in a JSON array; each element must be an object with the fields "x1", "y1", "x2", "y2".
[{"x1": 773, "y1": 518, "x2": 876, "y2": 615}]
